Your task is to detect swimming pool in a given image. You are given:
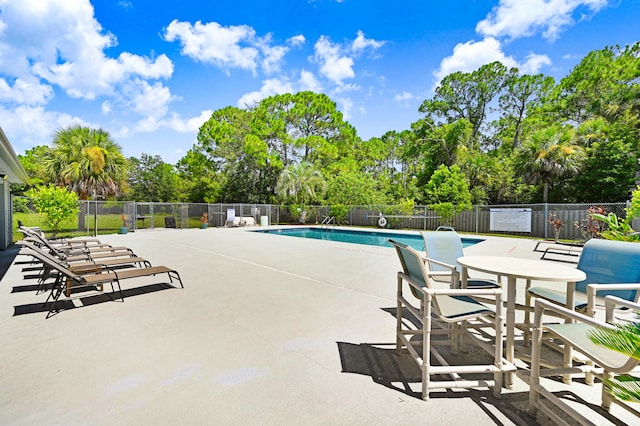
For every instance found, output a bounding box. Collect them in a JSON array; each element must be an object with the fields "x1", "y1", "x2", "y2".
[{"x1": 256, "y1": 227, "x2": 483, "y2": 251}]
